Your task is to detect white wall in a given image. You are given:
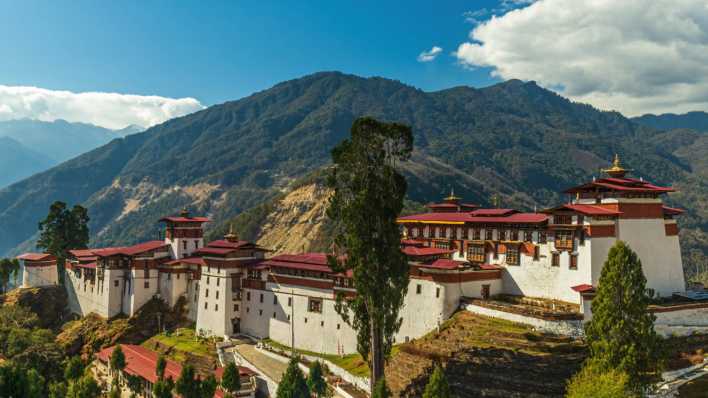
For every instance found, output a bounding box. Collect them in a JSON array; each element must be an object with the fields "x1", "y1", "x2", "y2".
[{"x1": 21, "y1": 262, "x2": 58, "y2": 288}]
